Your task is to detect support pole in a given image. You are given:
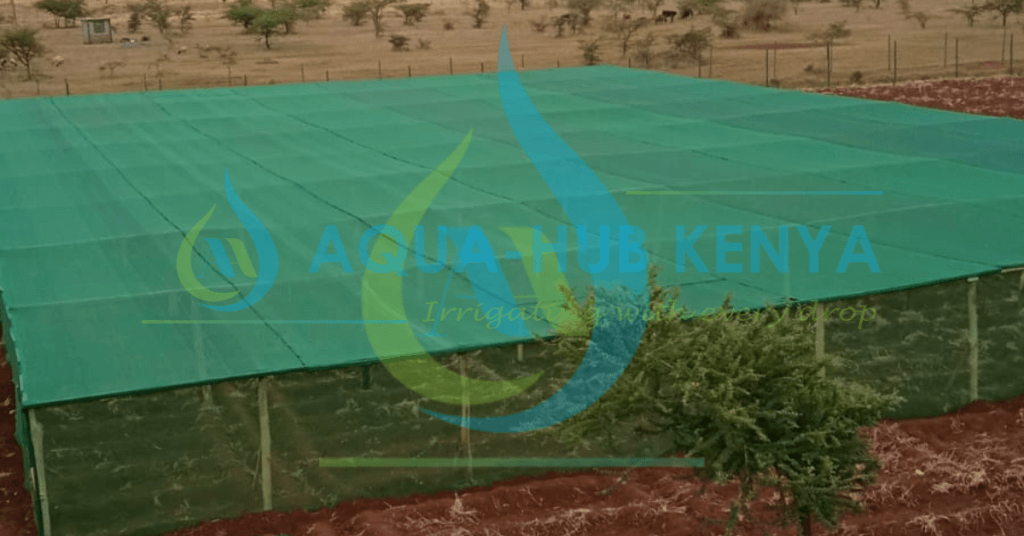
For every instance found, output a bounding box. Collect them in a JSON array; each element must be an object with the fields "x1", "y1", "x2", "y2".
[
  {"x1": 709, "y1": 45, "x2": 713, "y2": 77},
  {"x1": 326, "y1": 69, "x2": 329, "y2": 81},
  {"x1": 408, "y1": 65, "x2": 411, "y2": 77},
  {"x1": 257, "y1": 378, "x2": 273, "y2": 511},
  {"x1": 955, "y1": 38, "x2": 959, "y2": 78},
  {"x1": 64, "y1": 78, "x2": 69, "y2": 96},
  {"x1": 773, "y1": 40, "x2": 778, "y2": 79},
  {"x1": 10, "y1": 0, "x2": 16, "y2": 26},
  {"x1": 944, "y1": 32, "x2": 948, "y2": 68},
  {"x1": 481, "y1": 61, "x2": 484, "y2": 72},
  {"x1": 517, "y1": 343, "x2": 524, "y2": 363},
  {"x1": 144, "y1": 74, "x2": 148, "y2": 91},
  {"x1": 378, "y1": 59, "x2": 382, "y2": 79},
  {"x1": 967, "y1": 278, "x2": 979, "y2": 402},
  {"x1": 460, "y1": 355, "x2": 473, "y2": 482},
  {"x1": 815, "y1": 303, "x2": 825, "y2": 377},
  {"x1": 887, "y1": 34, "x2": 891, "y2": 71},
  {"x1": 557, "y1": 58, "x2": 560, "y2": 68},
  {"x1": 301, "y1": 63, "x2": 305, "y2": 82},
  {"x1": 826, "y1": 43, "x2": 831, "y2": 87},
  {"x1": 1011, "y1": 34, "x2": 1015, "y2": 76},
  {"x1": 765, "y1": 48, "x2": 769, "y2": 85},
  {"x1": 29, "y1": 410, "x2": 52, "y2": 536},
  {"x1": 36, "y1": 79, "x2": 40, "y2": 95},
  {"x1": 628, "y1": 57, "x2": 631, "y2": 68},
  {"x1": 1003, "y1": 26, "x2": 1008, "y2": 64},
  {"x1": 892, "y1": 40, "x2": 897, "y2": 85},
  {"x1": 158, "y1": 78, "x2": 162, "y2": 90},
  {"x1": 243, "y1": 74, "x2": 247, "y2": 86},
  {"x1": 228, "y1": 66, "x2": 231, "y2": 85},
  {"x1": 521, "y1": 53, "x2": 524, "y2": 68},
  {"x1": 450, "y1": 56, "x2": 453, "y2": 74}
]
